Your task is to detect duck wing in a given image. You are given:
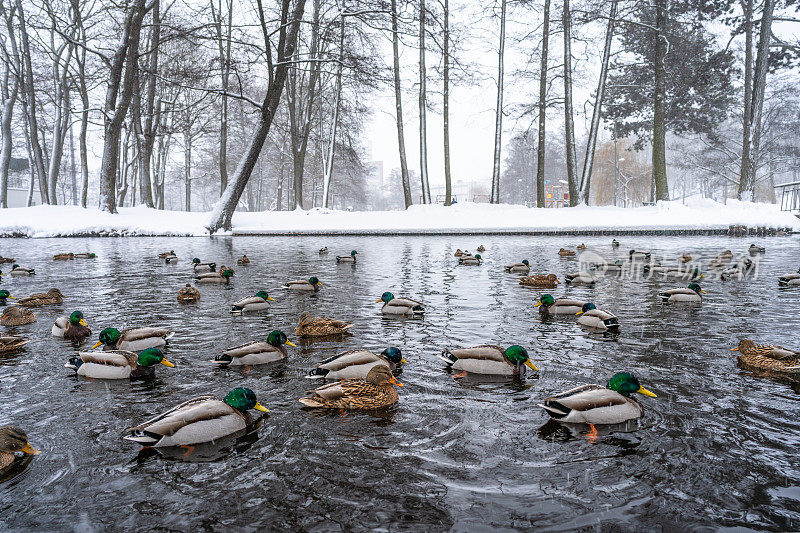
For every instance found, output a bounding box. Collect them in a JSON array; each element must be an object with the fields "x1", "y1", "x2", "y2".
[
  {"x1": 446, "y1": 345, "x2": 506, "y2": 362},
  {"x1": 121, "y1": 327, "x2": 171, "y2": 341},
  {"x1": 314, "y1": 350, "x2": 380, "y2": 371},
  {"x1": 541, "y1": 384, "x2": 626, "y2": 415},
  {"x1": 756, "y1": 344, "x2": 800, "y2": 361},
  {"x1": 222, "y1": 341, "x2": 276, "y2": 358},
  {"x1": 232, "y1": 296, "x2": 266, "y2": 307},
  {"x1": 79, "y1": 350, "x2": 138, "y2": 368}
]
